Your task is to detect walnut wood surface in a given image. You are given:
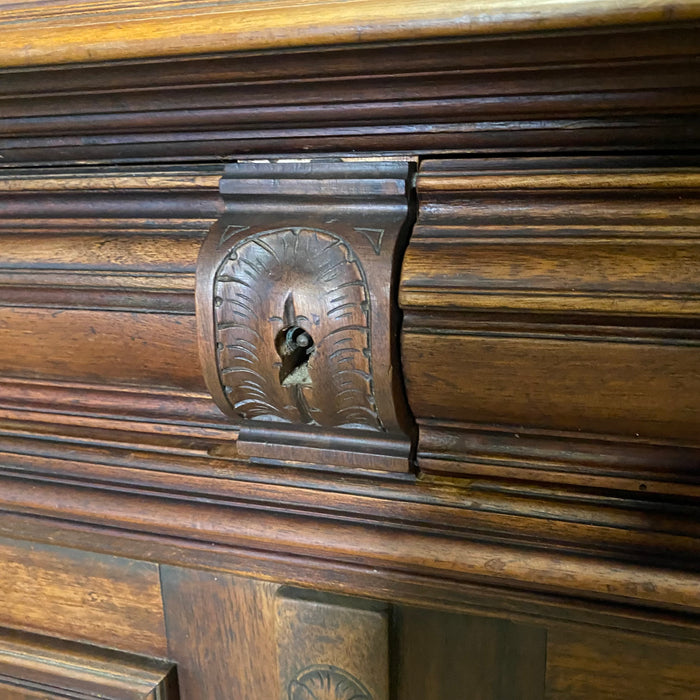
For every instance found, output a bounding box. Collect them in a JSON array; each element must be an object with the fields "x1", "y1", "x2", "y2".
[
  {"x1": 196, "y1": 160, "x2": 413, "y2": 472},
  {"x1": 0, "y1": 629, "x2": 177, "y2": 700},
  {"x1": 401, "y1": 156, "x2": 700, "y2": 494},
  {"x1": 2, "y1": 0, "x2": 698, "y2": 68},
  {"x1": 545, "y1": 625, "x2": 700, "y2": 699},
  {"x1": 0, "y1": 166, "x2": 222, "y2": 396},
  {"x1": 160, "y1": 567, "x2": 279, "y2": 700},
  {"x1": 1, "y1": 24, "x2": 698, "y2": 164},
  {"x1": 276, "y1": 589, "x2": 389, "y2": 700},
  {"x1": 395, "y1": 606, "x2": 547, "y2": 700},
  {"x1": 0, "y1": 537, "x2": 167, "y2": 656},
  {"x1": 1, "y1": 6, "x2": 699, "y2": 697}
]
